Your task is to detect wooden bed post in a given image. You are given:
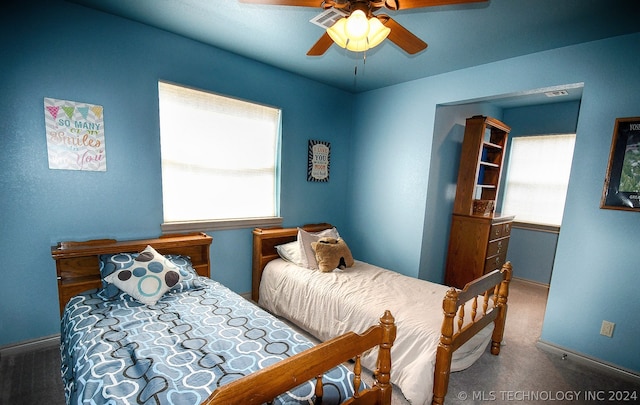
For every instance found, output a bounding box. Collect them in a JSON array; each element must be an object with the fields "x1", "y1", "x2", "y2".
[
  {"x1": 491, "y1": 261, "x2": 512, "y2": 355},
  {"x1": 432, "y1": 288, "x2": 458, "y2": 405},
  {"x1": 376, "y1": 310, "x2": 396, "y2": 404}
]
